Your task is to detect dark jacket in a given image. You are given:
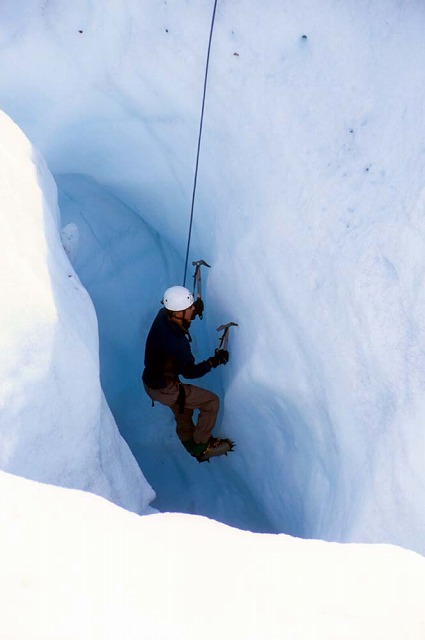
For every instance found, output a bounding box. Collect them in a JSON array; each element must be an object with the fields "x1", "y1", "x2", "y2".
[{"x1": 142, "y1": 308, "x2": 211, "y2": 389}]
